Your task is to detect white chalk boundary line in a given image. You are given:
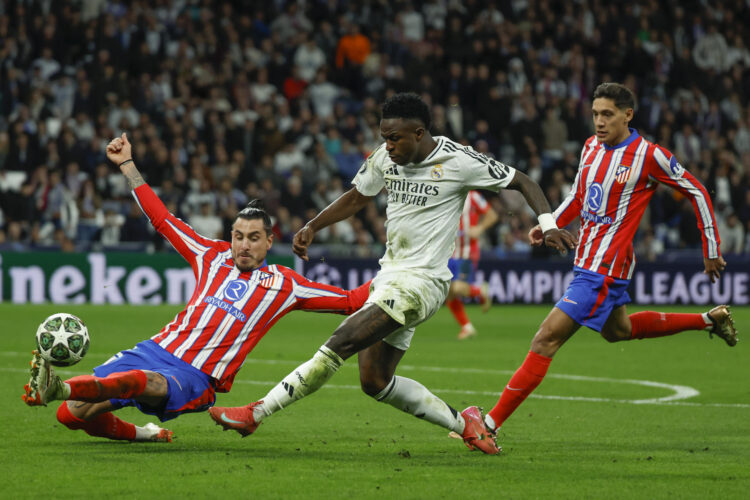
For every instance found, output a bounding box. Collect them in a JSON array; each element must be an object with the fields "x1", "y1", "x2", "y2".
[{"x1": 3, "y1": 352, "x2": 748, "y2": 409}]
